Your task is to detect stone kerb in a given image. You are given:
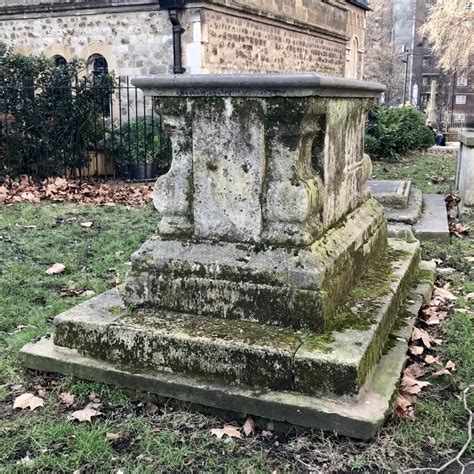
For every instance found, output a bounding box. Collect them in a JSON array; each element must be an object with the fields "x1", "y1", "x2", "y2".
[{"x1": 456, "y1": 131, "x2": 474, "y2": 215}]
